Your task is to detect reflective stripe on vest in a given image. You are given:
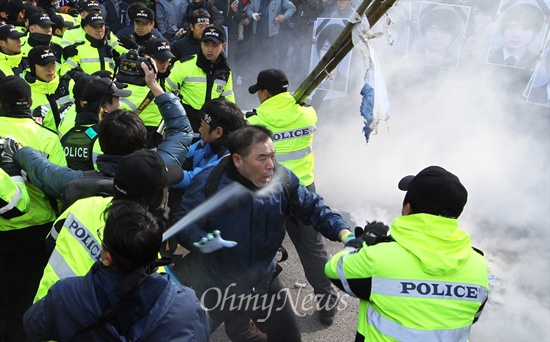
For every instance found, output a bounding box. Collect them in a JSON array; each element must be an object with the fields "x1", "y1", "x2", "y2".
[
  {"x1": 49, "y1": 248, "x2": 78, "y2": 279},
  {"x1": 120, "y1": 98, "x2": 138, "y2": 111},
  {"x1": 184, "y1": 76, "x2": 206, "y2": 83},
  {"x1": 221, "y1": 89, "x2": 233, "y2": 97},
  {"x1": 64, "y1": 59, "x2": 79, "y2": 68},
  {"x1": 337, "y1": 253, "x2": 357, "y2": 297},
  {"x1": 272, "y1": 125, "x2": 315, "y2": 142},
  {"x1": 371, "y1": 278, "x2": 488, "y2": 302},
  {"x1": 0, "y1": 176, "x2": 23, "y2": 214},
  {"x1": 64, "y1": 213, "x2": 102, "y2": 261},
  {"x1": 166, "y1": 77, "x2": 178, "y2": 90},
  {"x1": 367, "y1": 305, "x2": 471, "y2": 341},
  {"x1": 276, "y1": 146, "x2": 312, "y2": 163}
]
